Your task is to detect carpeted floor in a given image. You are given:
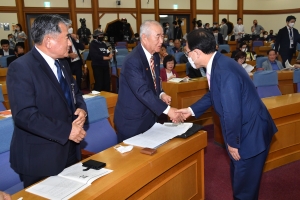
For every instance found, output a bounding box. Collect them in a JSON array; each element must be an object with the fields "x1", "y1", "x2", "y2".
[{"x1": 203, "y1": 125, "x2": 300, "y2": 200}]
